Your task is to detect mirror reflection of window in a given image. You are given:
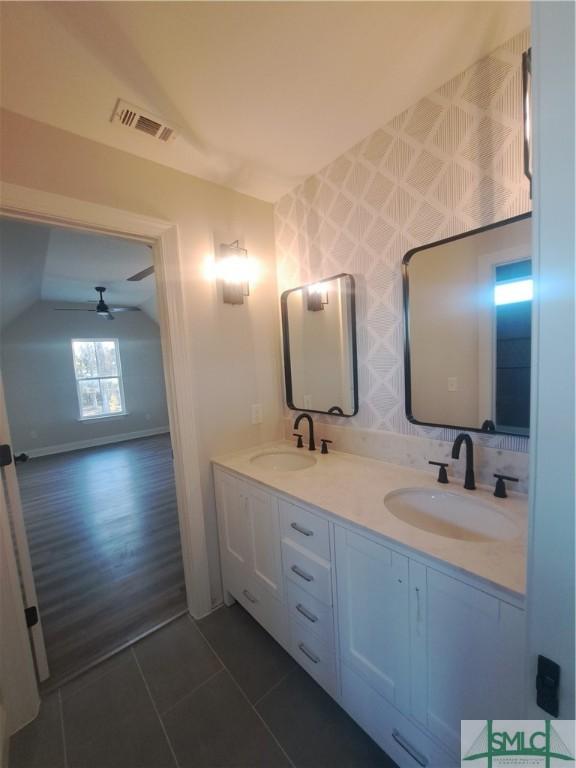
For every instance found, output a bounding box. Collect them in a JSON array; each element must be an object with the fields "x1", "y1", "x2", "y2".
[
  {"x1": 493, "y1": 261, "x2": 532, "y2": 434},
  {"x1": 282, "y1": 274, "x2": 357, "y2": 416},
  {"x1": 404, "y1": 214, "x2": 531, "y2": 436}
]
